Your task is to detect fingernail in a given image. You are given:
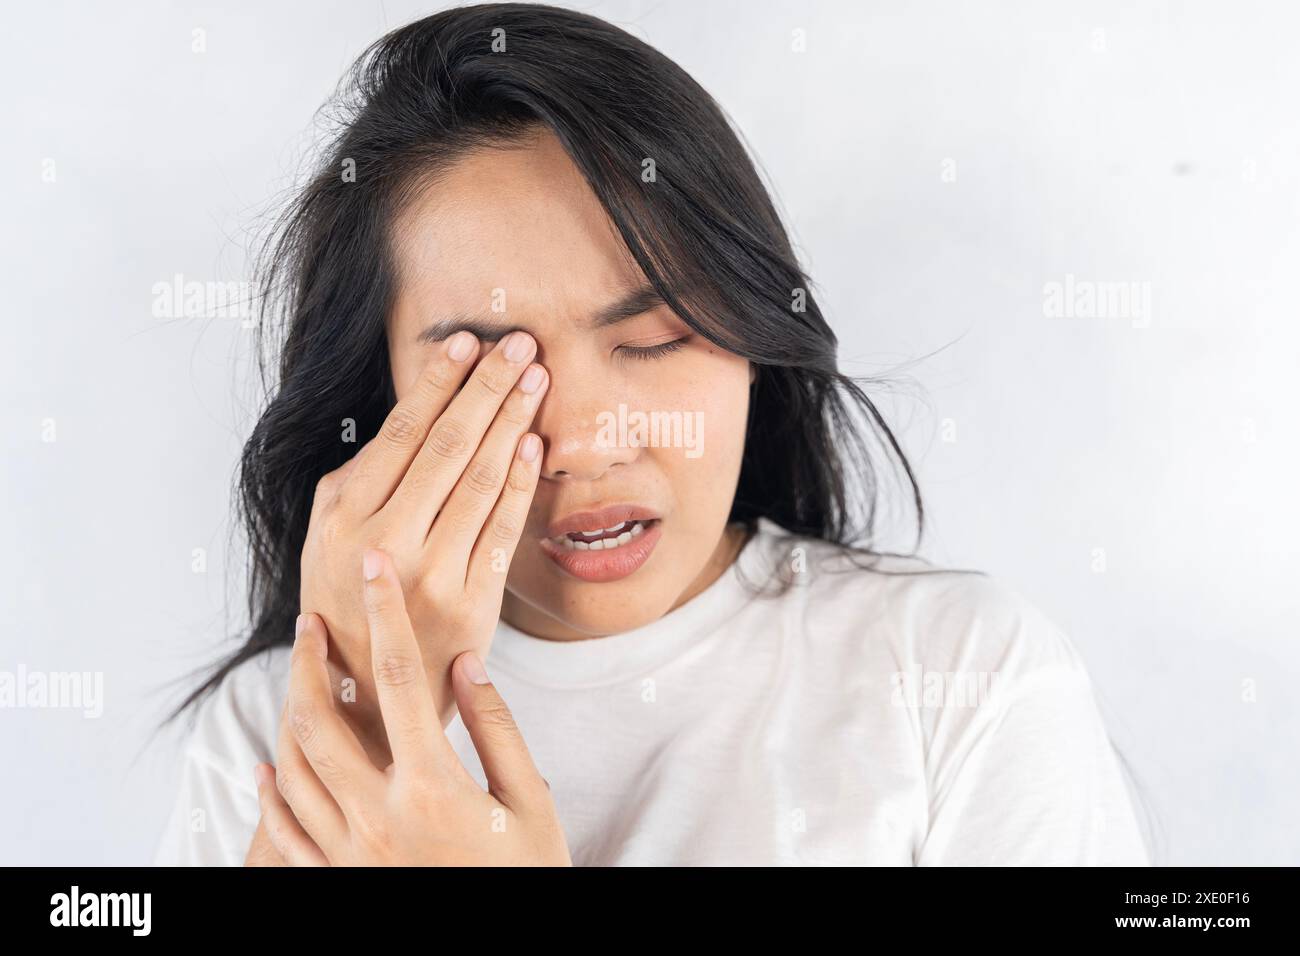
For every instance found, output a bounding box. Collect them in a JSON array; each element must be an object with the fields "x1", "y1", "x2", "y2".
[
  {"x1": 503, "y1": 331, "x2": 534, "y2": 363},
  {"x1": 294, "y1": 614, "x2": 307, "y2": 639},
  {"x1": 461, "y1": 651, "x2": 490, "y2": 685},
  {"x1": 447, "y1": 331, "x2": 476, "y2": 362},
  {"x1": 519, "y1": 433, "x2": 541, "y2": 462},
  {"x1": 518, "y1": 363, "x2": 545, "y2": 394},
  {"x1": 362, "y1": 550, "x2": 384, "y2": 582}
]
